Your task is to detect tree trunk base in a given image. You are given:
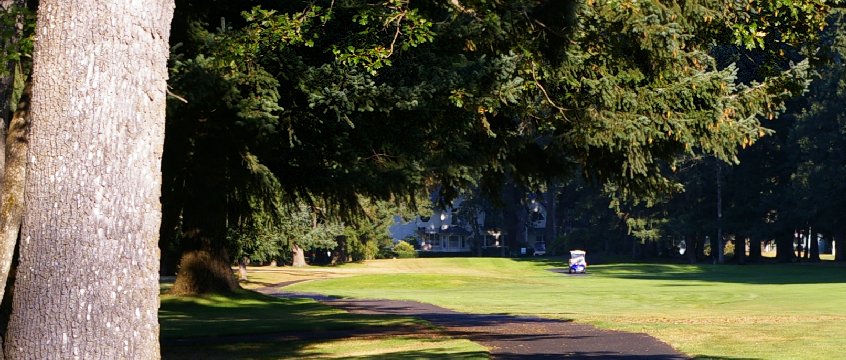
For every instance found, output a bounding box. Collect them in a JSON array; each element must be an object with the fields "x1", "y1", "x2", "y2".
[
  {"x1": 292, "y1": 246, "x2": 307, "y2": 267},
  {"x1": 170, "y1": 249, "x2": 239, "y2": 295}
]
